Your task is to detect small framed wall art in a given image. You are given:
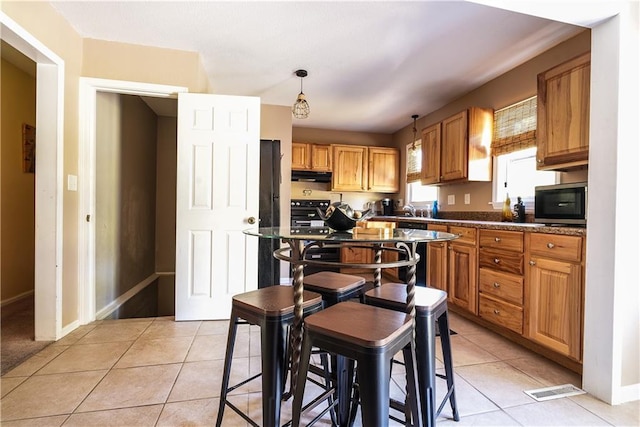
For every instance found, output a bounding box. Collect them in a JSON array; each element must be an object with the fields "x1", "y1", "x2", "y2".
[{"x1": 22, "y1": 123, "x2": 35, "y2": 173}]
